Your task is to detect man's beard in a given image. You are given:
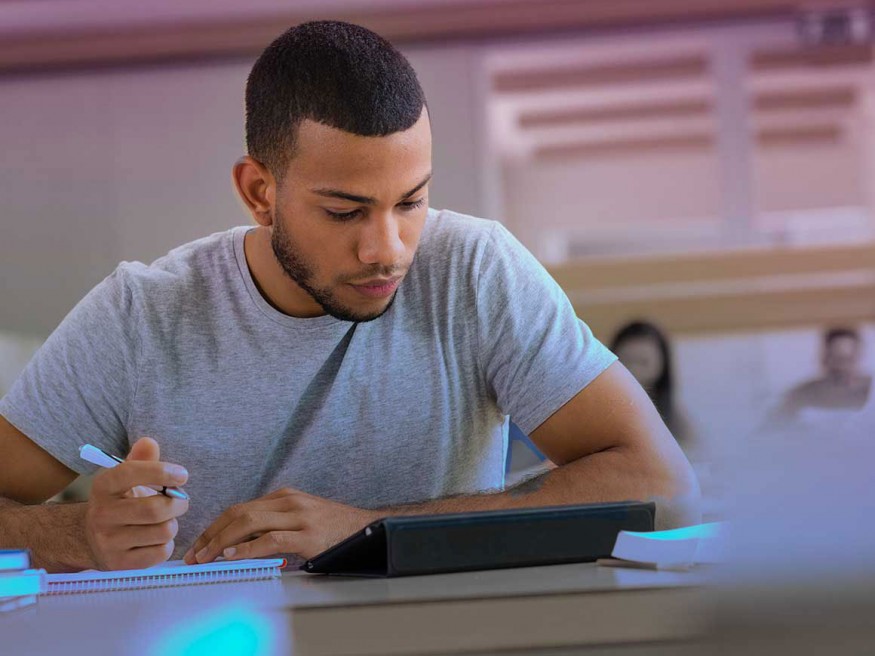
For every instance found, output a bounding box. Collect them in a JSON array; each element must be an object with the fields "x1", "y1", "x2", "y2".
[{"x1": 270, "y1": 217, "x2": 399, "y2": 323}]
